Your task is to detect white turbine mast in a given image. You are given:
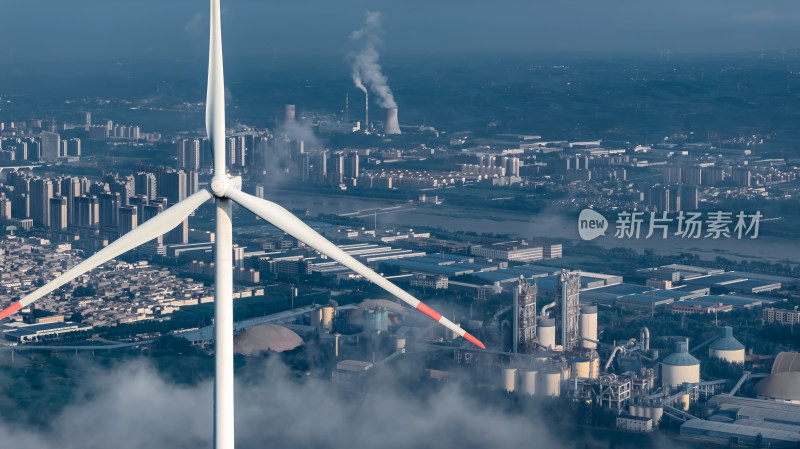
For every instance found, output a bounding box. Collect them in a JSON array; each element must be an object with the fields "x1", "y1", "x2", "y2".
[{"x1": 0, "y1": 1, "x2": 485, "y2": 448}]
